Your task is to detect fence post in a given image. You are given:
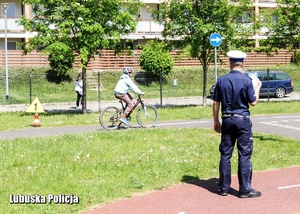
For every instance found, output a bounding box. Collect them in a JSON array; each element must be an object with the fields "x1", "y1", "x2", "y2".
[
  {"x1": 29, "y1": 74, "x2": 32, "y2": 104},
  {"x1": 267, "y1": 68, "x2": 270, "y2": 101},
  {"x1": 160, "y1": 70, "x2": 162, "y2": 107},
  {"x1": 98, "y1": 71, "x2": 101, "y2": 111}
]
